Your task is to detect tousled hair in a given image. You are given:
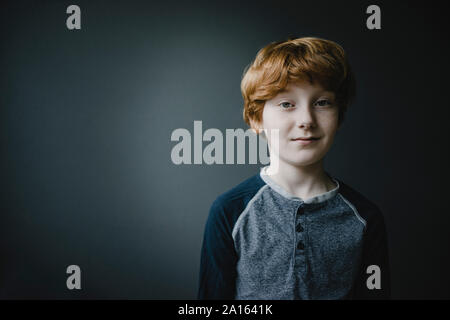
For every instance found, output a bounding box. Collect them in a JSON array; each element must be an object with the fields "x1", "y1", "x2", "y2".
[{"x1": 241, "y1": 37, "x2": 356, "y2": 128}]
